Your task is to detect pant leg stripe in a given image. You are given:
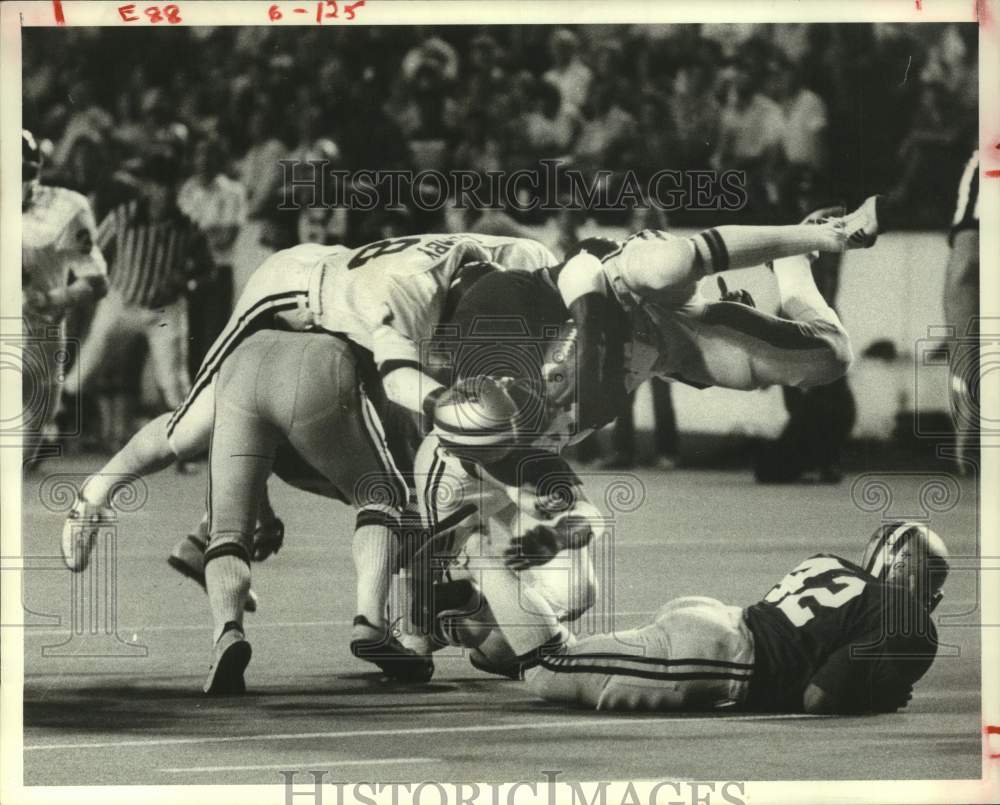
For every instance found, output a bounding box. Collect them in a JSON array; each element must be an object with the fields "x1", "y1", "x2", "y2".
[
  {"x1": 559, "y1": 651, "x2": 754, "y2": 670},
  {"x1": 422, "y1": 448, "x2": 450, "y2": 536},
  {"x1": 539, "y1": 657, "x2": 752, "y2": 682},
  {"x1": 166, "y1": 293, "x2": 303, "y2": 437},
  {"x1": 358, "y1": 390, "x2": 408, "y2": 509}
]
